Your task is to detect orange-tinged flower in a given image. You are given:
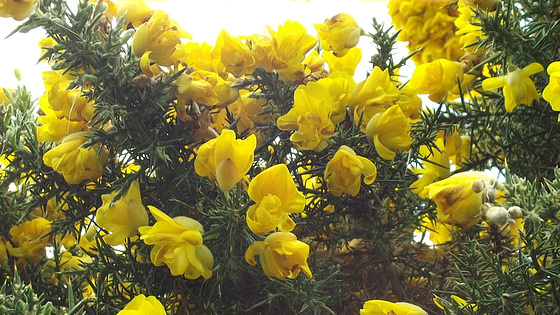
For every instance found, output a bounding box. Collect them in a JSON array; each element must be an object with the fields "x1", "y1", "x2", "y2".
[
  {"x1": 214, "y1": 29, "x2": 256, "y2": 77},
  {"x1": 96, "y1": 181, "x2": 149, "y2": 246},
  {"x1": 315, "y1": 13, "x2": 362, "y2": 57},
  {"x1": 268, "y1": 20, "x2": 317, "y2": 82},
  {"x1": 0, "y1": 0, "x2": 37, "y2": 21},
  {"x1": 139, "y1": 206, "x2": 214, "y2": 279},
  {"x1": 325, "y1": 145, "x2": 377, "y2": 197},
  {"x1": 246, "y1": 164, "x2": 305, "y2": 235},
  {"x1": 42, "y1": 132, "x2": 109, "y2": 184},
  {"x1": 365, "y1": 105, "x2": 412, "y2": 160},
  {"x1": 245, "y1": 232, "x2": 312, "y2": 280},
  {"x1": 117, "y1": 294, "x2": 166, "y2": 315},
  {"x1": 360, "y1": 300, "x2": 428, "y2": 315},
  {"x1": 543, "y1": 61, "x2": 560, "y2": 121},
  {"x1": 8, "y1": 218, "x2": 52, "y2": 263},
  {"x1": 420, "y1": 171, "x2": 497, "y2": 228},
  {"x1": 276, "y1": 81, "x2": 334, "y2": 152},
  {"x1": 194, "y1": 129, "x2": 256, "y2": 192},
  {"x1": 482, "y1": 63, "x2": 544, "y2": 112}
]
